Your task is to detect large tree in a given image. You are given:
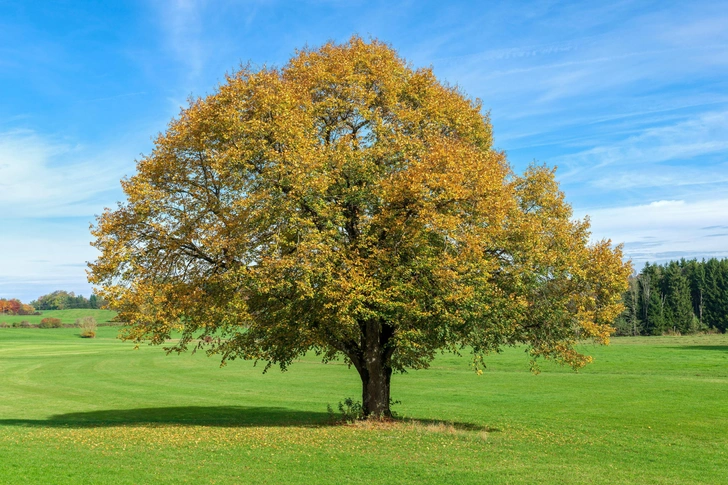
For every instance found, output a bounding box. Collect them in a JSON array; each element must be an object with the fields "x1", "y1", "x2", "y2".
[{"x1": 89, "y1": 38, "x2": 630, "y2": 417}]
